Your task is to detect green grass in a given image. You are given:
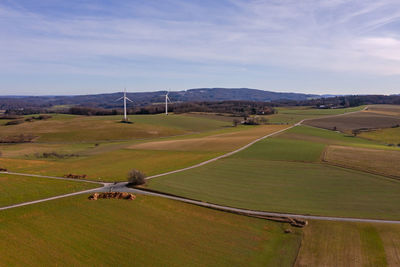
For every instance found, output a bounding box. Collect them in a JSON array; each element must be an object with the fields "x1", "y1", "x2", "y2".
[
  {"x1": 359, "y1": 127, "x2": 400, "y2": 145},
  {"x1": 276, "y1": 106, "x2": 365, "y2": 115},
  {"x1": 0, "y1": 149, "x2": 222, "y2": 181},
  {"x1": 0, "y1": 194, "x2": 302, "y2": 266},
  {"x1": 1, "y1": 113, "x2": 231, "y2": 143},
  {"x1": 295, "y1": 220, "x2": 400, "y2": 266},
  {"x1": 148, "y1": 158, "x2": 400, "y2": 220},
  {"x1": 0, "y1": 174, "x2": 99, "y2": 207},
  {"x1": 232, "y1": 137, "x2": 326, "y2": 162},
  {"x1": 266, "y1": 106, "x2": 365, "y2": 124}
]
